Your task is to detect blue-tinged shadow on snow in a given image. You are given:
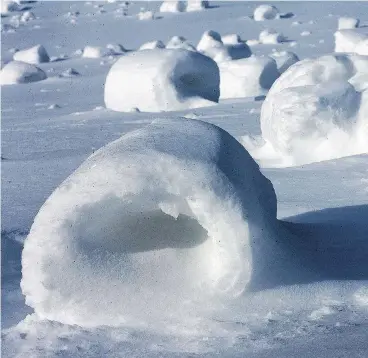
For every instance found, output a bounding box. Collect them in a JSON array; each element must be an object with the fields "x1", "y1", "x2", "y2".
[{"x1": 283, "y1": 204, "x2": 368, "y2": 281}]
